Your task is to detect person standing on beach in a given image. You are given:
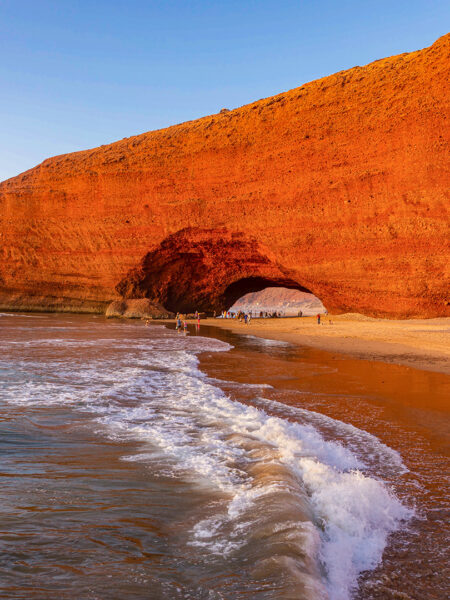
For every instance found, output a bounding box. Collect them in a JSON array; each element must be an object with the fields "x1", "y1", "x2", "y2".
[
  {"x1": 183, "y1": 320, "x2": 188, "y2": 334},
  {"x1": 317, "y1": 314, "x2": 321, "y2": 324},
  {"x1": 197, "y1": 314, "x2": 200, "y2": 327},
  {"x1": 176, "y1": 316, "x2": 182, "y2": 331}
]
